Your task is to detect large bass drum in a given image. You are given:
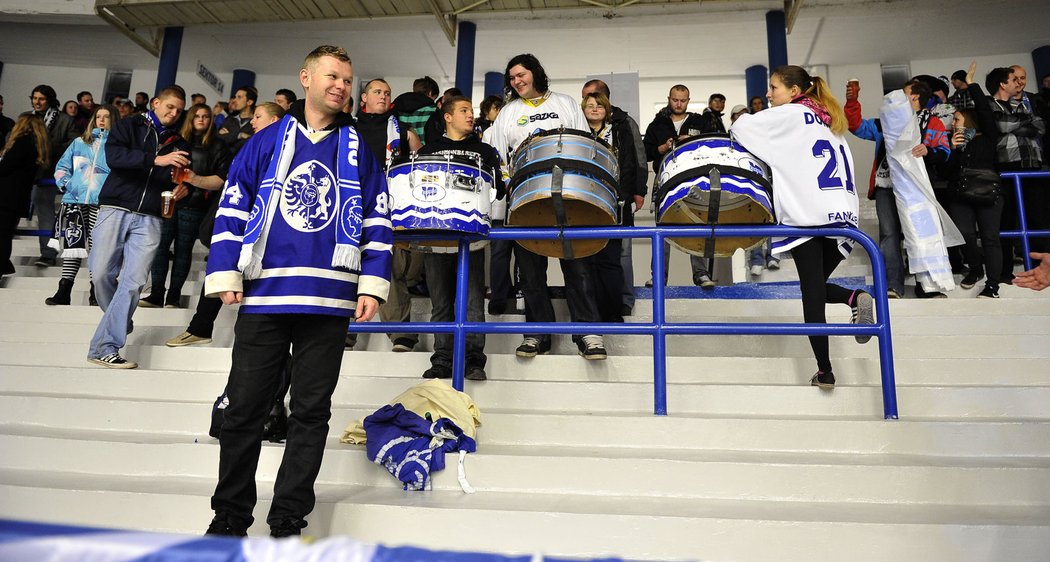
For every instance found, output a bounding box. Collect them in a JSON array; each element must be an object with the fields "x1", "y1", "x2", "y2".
[
  {"x1": 506, "y1": 128, "x2": 620, "y2": 259},
  {"x1": 387, "y1": 154, "x2": 495, "y2": 252},
  {"x1": 656, "y1": 133, "x2": 774, "y2": 257}
]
